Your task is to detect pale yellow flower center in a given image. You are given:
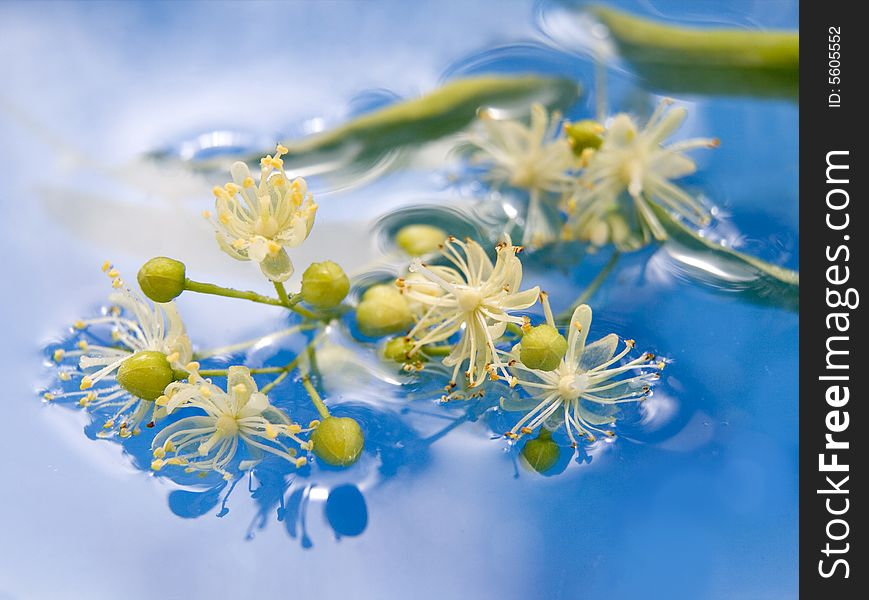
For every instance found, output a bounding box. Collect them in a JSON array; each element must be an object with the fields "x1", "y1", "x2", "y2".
[
  {"x1": 216, "y1": 415, "x2": 239, "y2": 436},
  {"x1": 255, "y1": 214, "x2": 280, "y2": 238},
  {"x1": 558, "y1": 373, "x2": 589, "y2": 401},
  {"x1": 456, "y1": 288, "x2": 482, "y2": 313}
]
